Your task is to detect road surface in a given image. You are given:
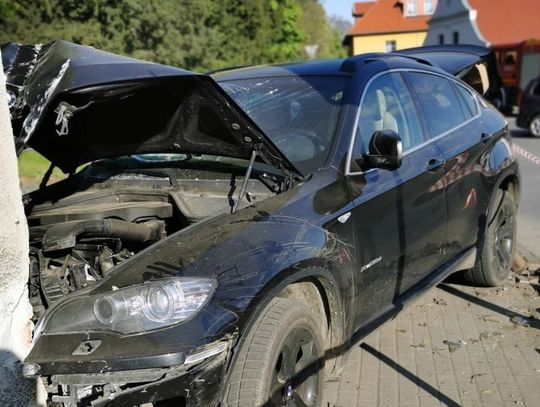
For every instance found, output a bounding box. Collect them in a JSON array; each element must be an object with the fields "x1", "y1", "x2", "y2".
[{"x1": 508, "y1": 117, "x2": 540, "y2": 262}]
